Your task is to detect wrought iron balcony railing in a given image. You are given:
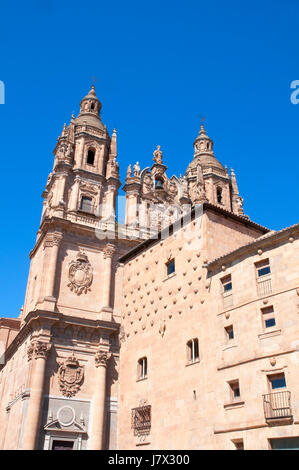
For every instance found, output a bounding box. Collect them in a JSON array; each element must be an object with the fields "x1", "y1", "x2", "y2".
[
  {"x1": 263, "y1": 391, "x2": 292, "y2": 421},
  {"x1": 131, "y1": 405, "x2": 151, "y2": 435}
]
